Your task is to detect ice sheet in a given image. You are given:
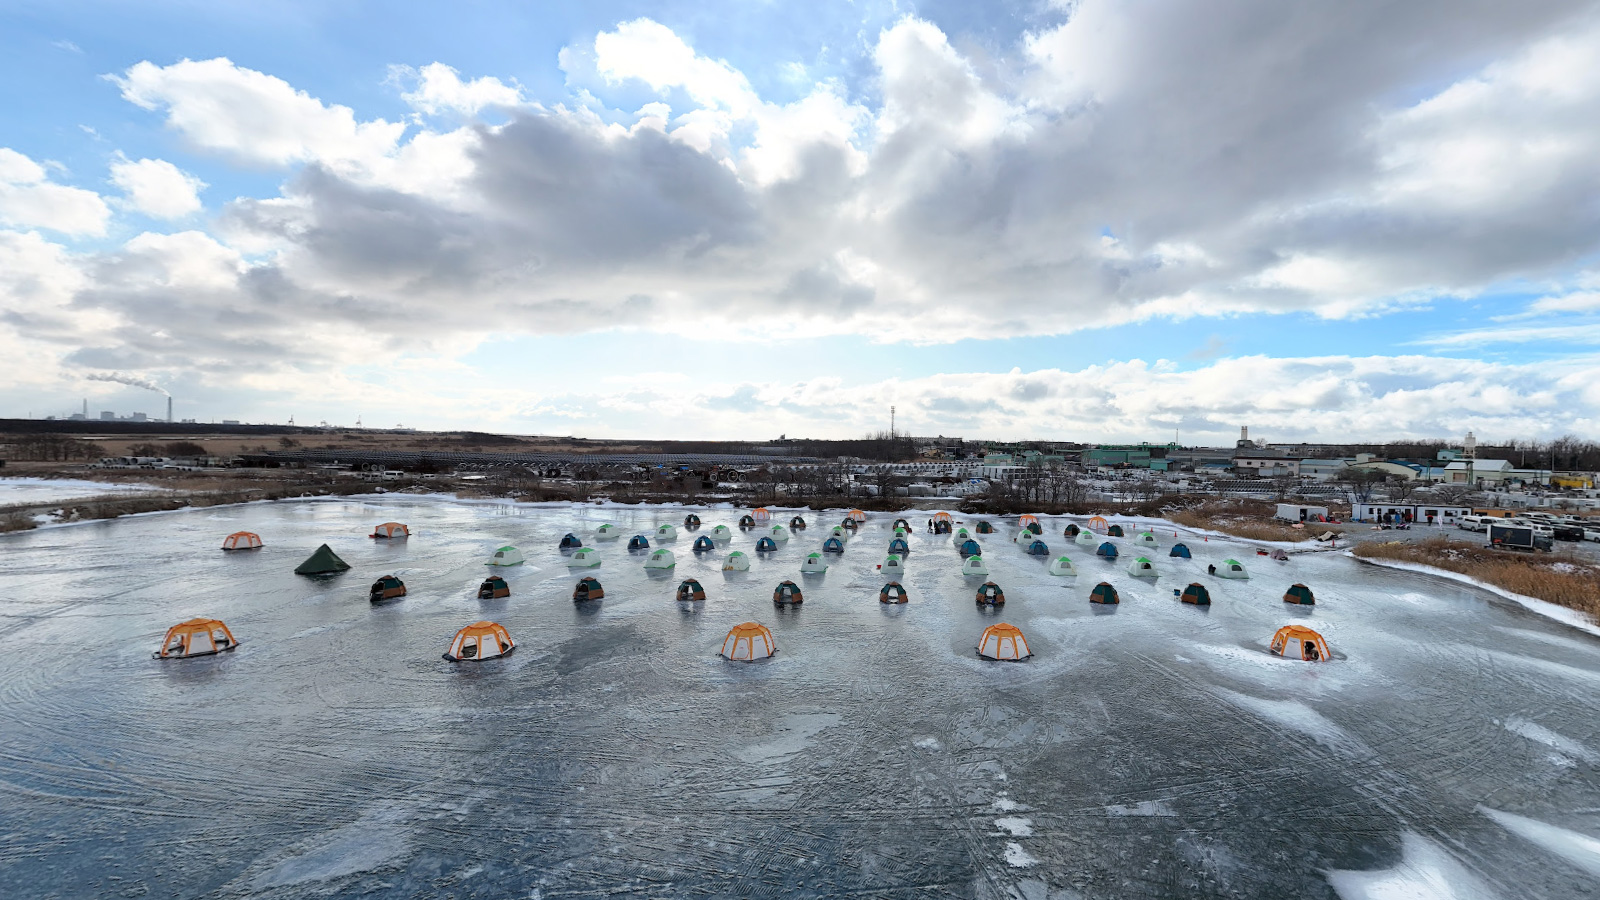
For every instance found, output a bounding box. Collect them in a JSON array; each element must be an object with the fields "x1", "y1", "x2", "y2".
[{"x1": 1, "y1": 498, "x2": 1597, "y2": 898}]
